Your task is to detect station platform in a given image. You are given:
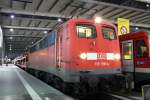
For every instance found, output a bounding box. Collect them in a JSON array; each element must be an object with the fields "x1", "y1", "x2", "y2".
[{"x1": 0, "y1": 64, "x2": 74, "y2": 100}]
